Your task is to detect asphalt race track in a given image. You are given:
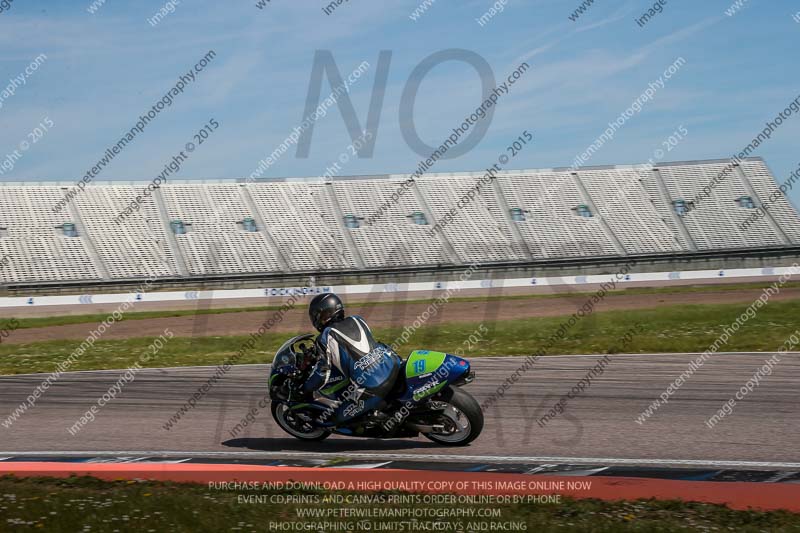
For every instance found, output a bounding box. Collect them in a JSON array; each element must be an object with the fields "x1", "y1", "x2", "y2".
[{"x1": 1, "y1": 353, "x2": 798, "y2": 468}]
